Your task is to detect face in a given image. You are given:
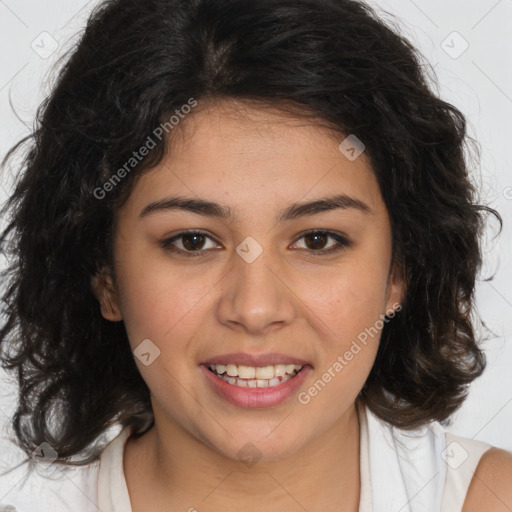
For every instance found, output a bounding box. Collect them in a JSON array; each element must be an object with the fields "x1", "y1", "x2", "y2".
[{"x1": 93, "y1": 99, "x2": 404, "y2": 462}]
